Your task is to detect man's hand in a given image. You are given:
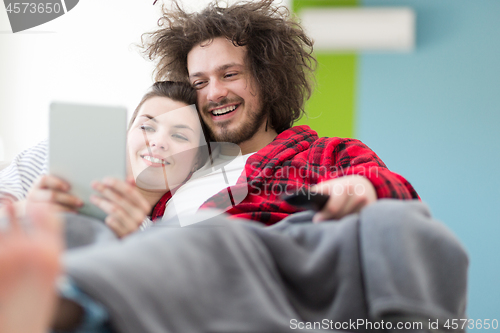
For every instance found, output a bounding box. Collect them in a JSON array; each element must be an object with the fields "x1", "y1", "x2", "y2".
[
  {"x1": 90, "y1": 177, "x2": 151, "y2": 238},
  {"x1": 310, "y1": 175, "x2": 377, "y2": 222},
  {"x1": 26, "y1": 175, "x2": 84, "y2": 213}
]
